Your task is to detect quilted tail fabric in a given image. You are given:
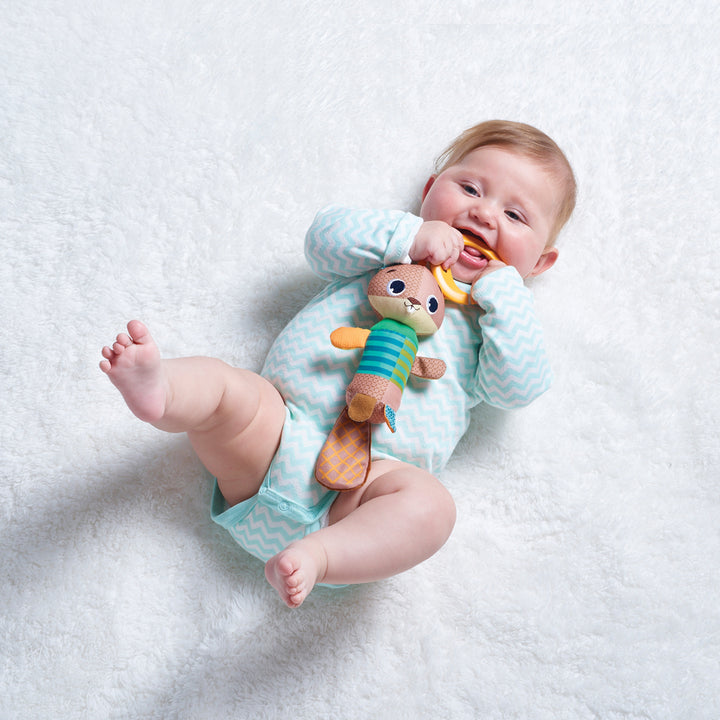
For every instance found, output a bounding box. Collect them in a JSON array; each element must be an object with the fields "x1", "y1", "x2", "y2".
[{"x1": 315, "y1": 407, "x2": 371, "y2": 491}]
